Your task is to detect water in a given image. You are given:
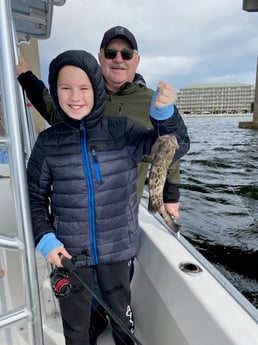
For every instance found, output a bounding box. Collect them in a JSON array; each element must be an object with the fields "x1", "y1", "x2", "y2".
[{"x1": 179, "y1": 115, "x2": 258, "y2": 308}]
